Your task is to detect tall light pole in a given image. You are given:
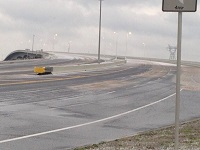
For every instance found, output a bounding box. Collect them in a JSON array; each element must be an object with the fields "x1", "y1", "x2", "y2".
[
  {"x1": 32, "y1": 34, "x2": 35, "y2": 52},
  {"x1": 126, "y1": 32, "x2": 131, "y2": 59},
  {"x1": 98, "y1": 0, "x2": 103, "y2": 63},
  {"x1": 53, "y1": 33, "x2": 58, "y2": 51},
  {"x1": 142, "y1": 42, "x2": 146, "y2": 57},
  {"x1": 68, "y1": 41, "x2": 71, "y2": 53},
  {"x1": 43, "y1": 43, "x2": 46, "y2": 51},
  {"x1": 114, "y1": 32, "x2": 118, "y2": 59}
]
